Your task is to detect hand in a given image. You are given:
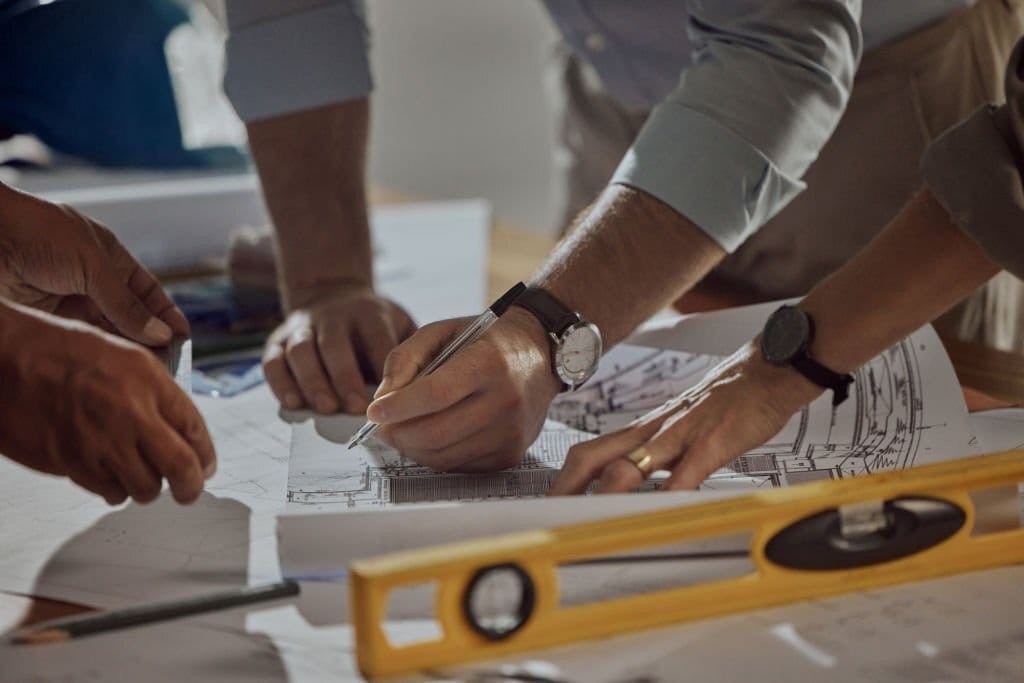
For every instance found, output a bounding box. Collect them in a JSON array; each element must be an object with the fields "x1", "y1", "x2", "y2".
[
  {"x1": 0, "y1": 302, "x2": 216, "y2": 505},
  {"x1": 262, "y1": 284, "x2": 416, "y2": 414},
  {"x1": 548, "y1": 341, "x2": 823, "y2": 494},
  {"x1": 366, "y1": 308, "x2": 561, "y2": 471},
  {"x1": 0, "y1": 183, "x2": 189, "y2": 344}
]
